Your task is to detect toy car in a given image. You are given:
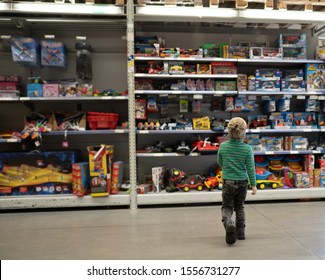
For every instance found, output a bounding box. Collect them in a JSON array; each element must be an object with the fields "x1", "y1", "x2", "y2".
[{"x1": 177, "y1": 174, "x2": 205, "y2": 192}]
